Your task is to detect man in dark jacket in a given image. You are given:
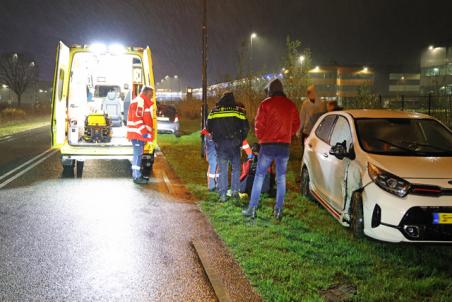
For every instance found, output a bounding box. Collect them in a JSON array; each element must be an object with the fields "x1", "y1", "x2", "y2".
[
  {"x1": 207, "y1": 92, "x2": 249, "y2": 202},
  {"x1": 242, "y1": 79, "x2": 300, "y2": 220}
]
